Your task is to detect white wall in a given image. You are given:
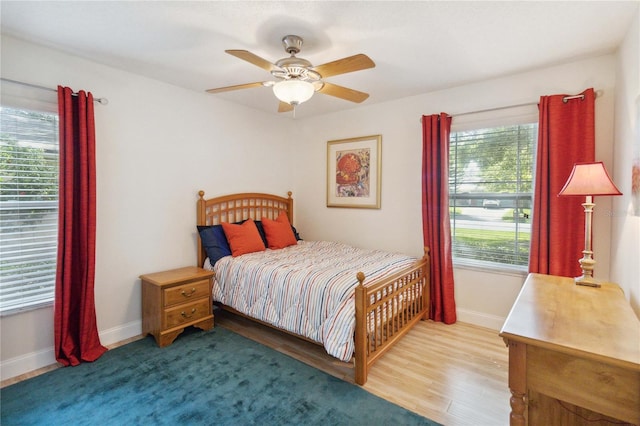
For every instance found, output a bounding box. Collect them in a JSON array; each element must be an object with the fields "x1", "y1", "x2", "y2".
[
  {"x1": 291, "y1": 54, "x2": 618, "y2": 330},
  {"x1": 612, "y1": 9, "x2": 640, "y2": 317},
  {"x1": 0, "y1": 35, "x2": 293, "y2": 379}
]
